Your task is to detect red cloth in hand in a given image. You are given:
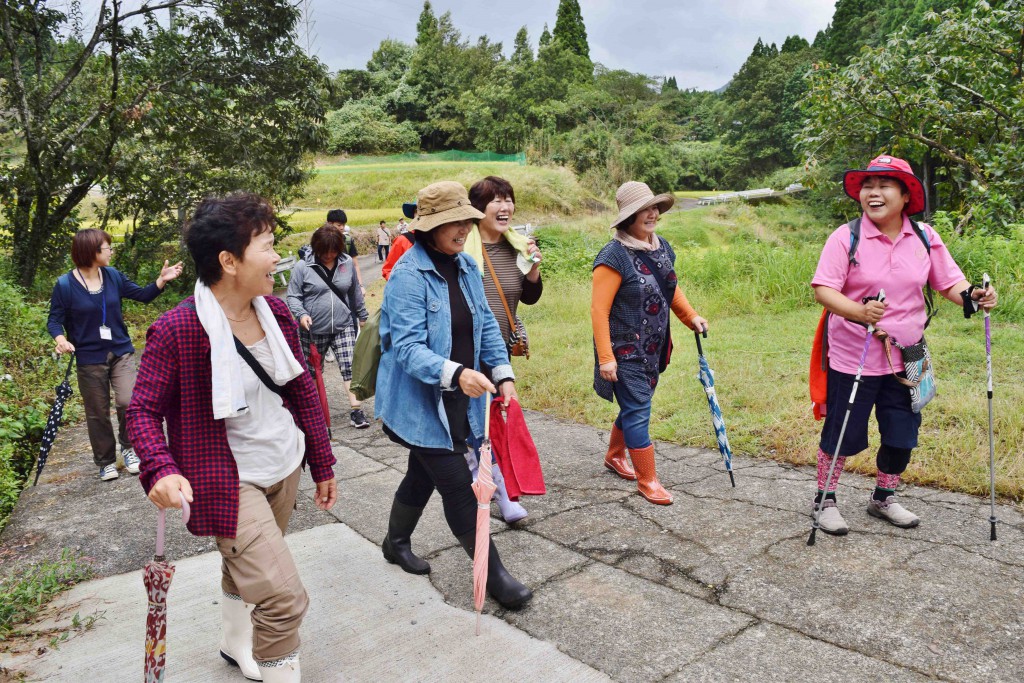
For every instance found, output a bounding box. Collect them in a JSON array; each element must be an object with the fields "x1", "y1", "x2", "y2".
[{"x1": 489, "y1": 398, "x2": 546, "y2": 499}]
